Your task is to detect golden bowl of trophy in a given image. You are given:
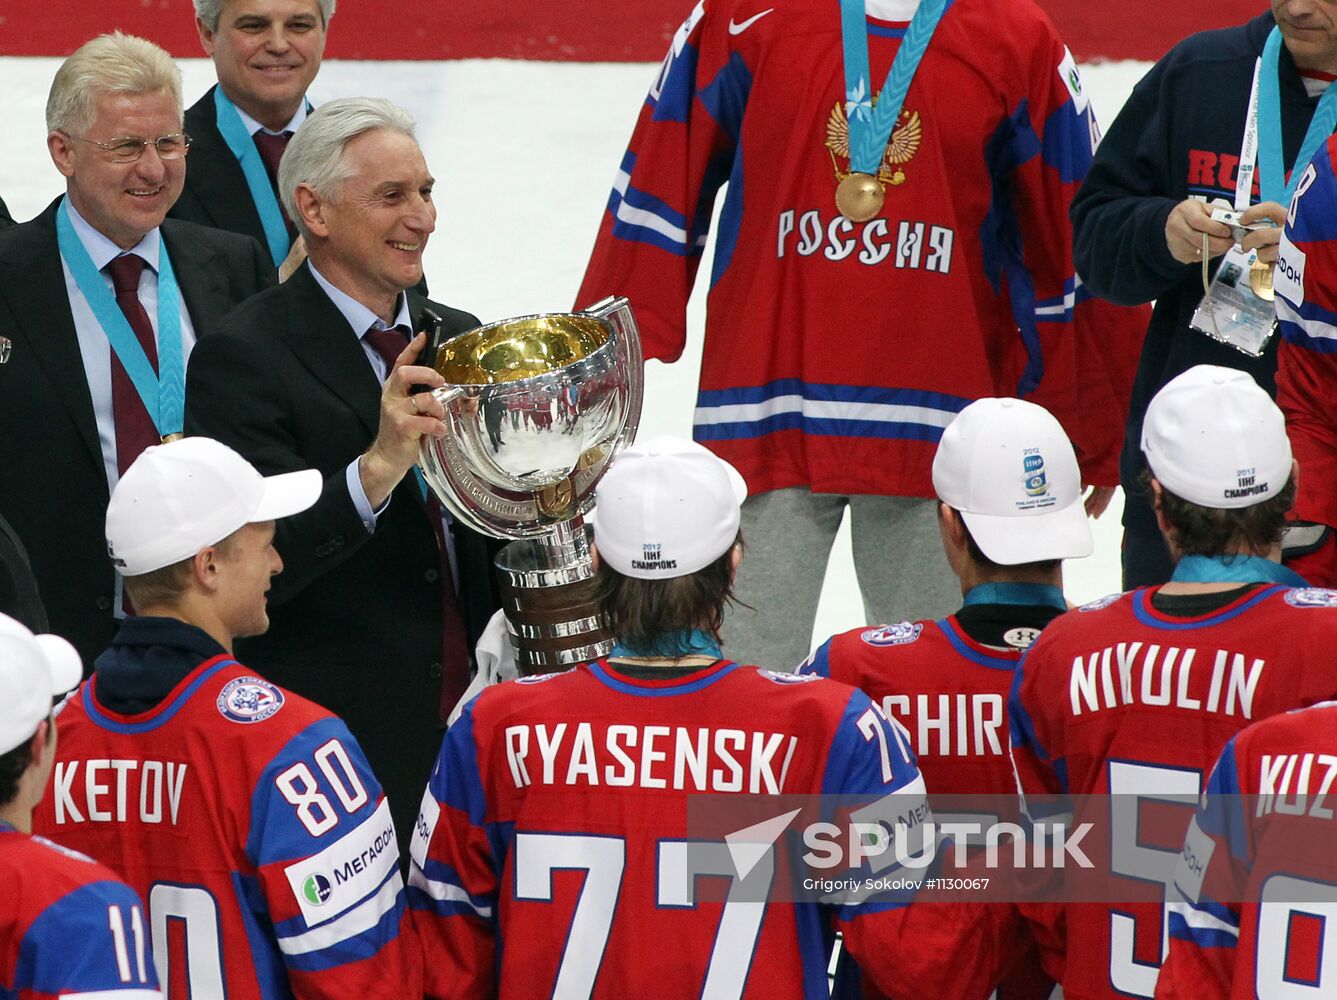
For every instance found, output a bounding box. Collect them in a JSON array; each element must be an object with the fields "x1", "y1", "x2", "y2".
[{"x1": 418, "y1": 297, "x2": 643, "y2": 672}]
